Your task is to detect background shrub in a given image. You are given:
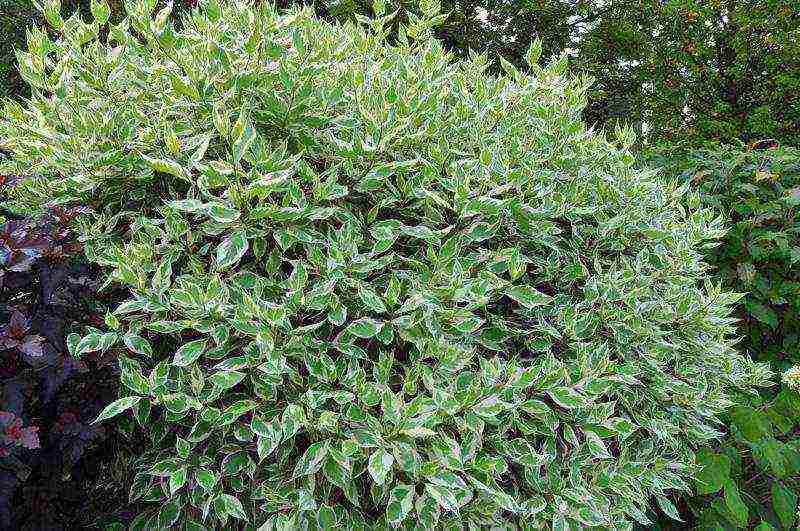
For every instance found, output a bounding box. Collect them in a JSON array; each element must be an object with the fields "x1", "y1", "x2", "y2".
[
  {"x1": 0, "y1": 0, "x2": 42, "y2": 99},
  {"x1": 0, "y1": 1, "x2": 774, "y2": 528},
  {"x1": 644, "y1": 142, "x2": 800, "y2": 529},
  {"x1": 648, "y1": 143, "x2": 800, "y2": 367}
]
